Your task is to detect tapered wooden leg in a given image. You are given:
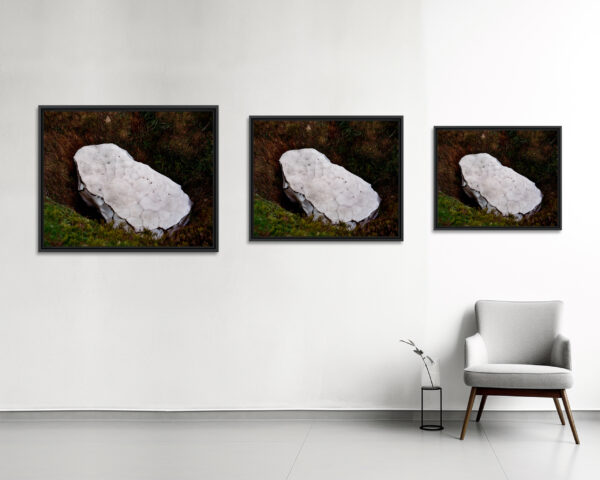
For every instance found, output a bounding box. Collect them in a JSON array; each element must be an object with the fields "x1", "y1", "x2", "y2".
[
  {"x1": 560, "y1": 390, "x2": 580, "y2": 444},
  {"x1": 460, "y1": 387, "x2": 477, "y2": 440},
  {"x1": 553, "y1": 397, "x2": 566, "y2": 425},
  {"x1": 476, "y1": 395, "x2": 487, "y2": 422}
]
